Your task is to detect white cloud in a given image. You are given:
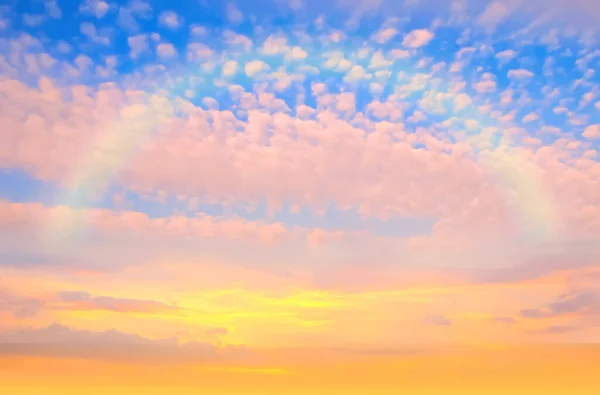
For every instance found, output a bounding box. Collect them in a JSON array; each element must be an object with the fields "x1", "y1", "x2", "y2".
[
  {"x1": 343, "y1": 65, "x2": 370, "y2": 82},
  {"x1": 262, "y1": 35, "x2": 289, "y2": 55},
  {"x1": 370, "y1": 82, "x2": 384, "y2": 96},
  {"x1": 285, "y1": 46, "x2": 308, "y2": 62},
  {"x1": 158, "y1": 10, "x2": 182, "y2": 30},
  {"x1": 402, "y1": 29, "x2": 434, "y2": 48},
  {"x1": 368, "y1": 52, "x2": 392, "y2": 70},
  {"x1": 157, "y1": 43, "x2": 177, "y2": 59},
  {"x1": 522, "y1": 113, "x2": 540, "y2": 123},
  {"x1": 56, "y1": 41, "x2": 72, "y2": 53},
  {"x1": 190, "y1": 24, "x2": 208, "y2": 36},
  {"x1": 45, "y1": 0, "x2": 62, "y2": 19},
  {"x1": 323, "y1": 51, "x2": 352, "y2": 72},
  {"x1": 227, "y1": 3, "x2": 243, "y2": 24},
  {"x1": 186, "y1": 43, "x2": 213, "y2": 61},
  {"x1": 80, "y1": 22, "x2": 110, "y2": 46},
  {"x1": 79, "y1": 0, "x2": 110, "y2": 19},
  {"x1": 23, "y1": 14, "x2": 46, "y2": 27},
  {"x1": 127, "y1": 34, "x2": 148, "y2": 58},
  {"x1": 390, "y1": 49, "x2": 410, "y2": 59},
  {"x1": 371, "y1": 27, "x2": 398, "y2": 44},
  {"x1": 496, "y1": 49, "x2": 517, "y2": 63},
  {"x1": 474, "y1": 73, "x2": 497, "y2": 93},
  {"x1": 582, "y1": 124, "x2": 600, "y2": 140},
  {"x1": 222, "y1": 60, "x2": 238, "y2": 78},
  {"x1": 224, "y1": 31, "x2": 252, "y2": 51},
  {"x1": 507, "y1": 69, "x2": 534, "y2": 79},
  {"x1": 245, "y1": 60, "x2": 270, "y2": 77},
  {"x1": 454, "y1": 93, "x2": 472, "y2": 111}
]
